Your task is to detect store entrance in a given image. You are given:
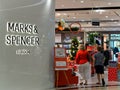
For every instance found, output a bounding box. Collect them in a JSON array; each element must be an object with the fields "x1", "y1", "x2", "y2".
[{"x1": 110, "y1": 40, "x2": 120, "y2": 61}]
